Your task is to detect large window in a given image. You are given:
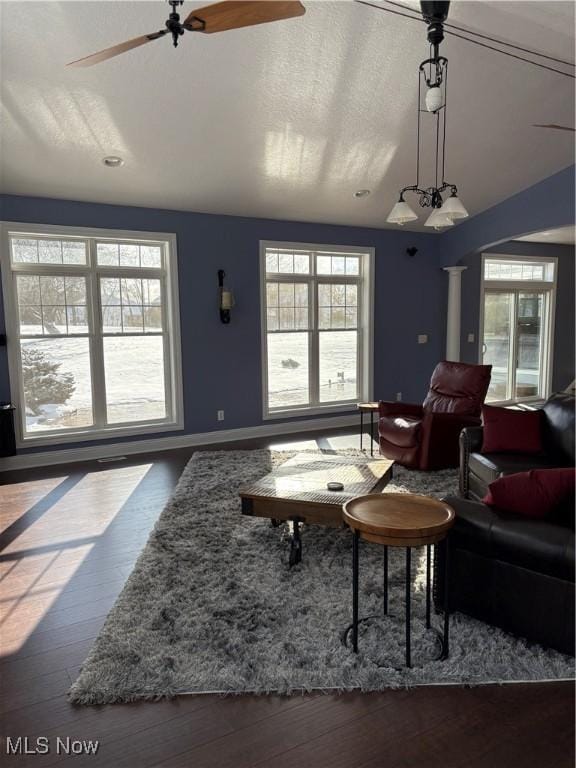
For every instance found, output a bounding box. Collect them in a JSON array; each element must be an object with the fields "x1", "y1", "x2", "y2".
[
  {"x1": 261, "y1": 242, "x2": 374, "y2": 418},
  {"x1": 1, "y1": 224, "x2": 183, "y2": 445},
  {"x1": 480, "y1": 255, "x2": 556, "y2": 403}
]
